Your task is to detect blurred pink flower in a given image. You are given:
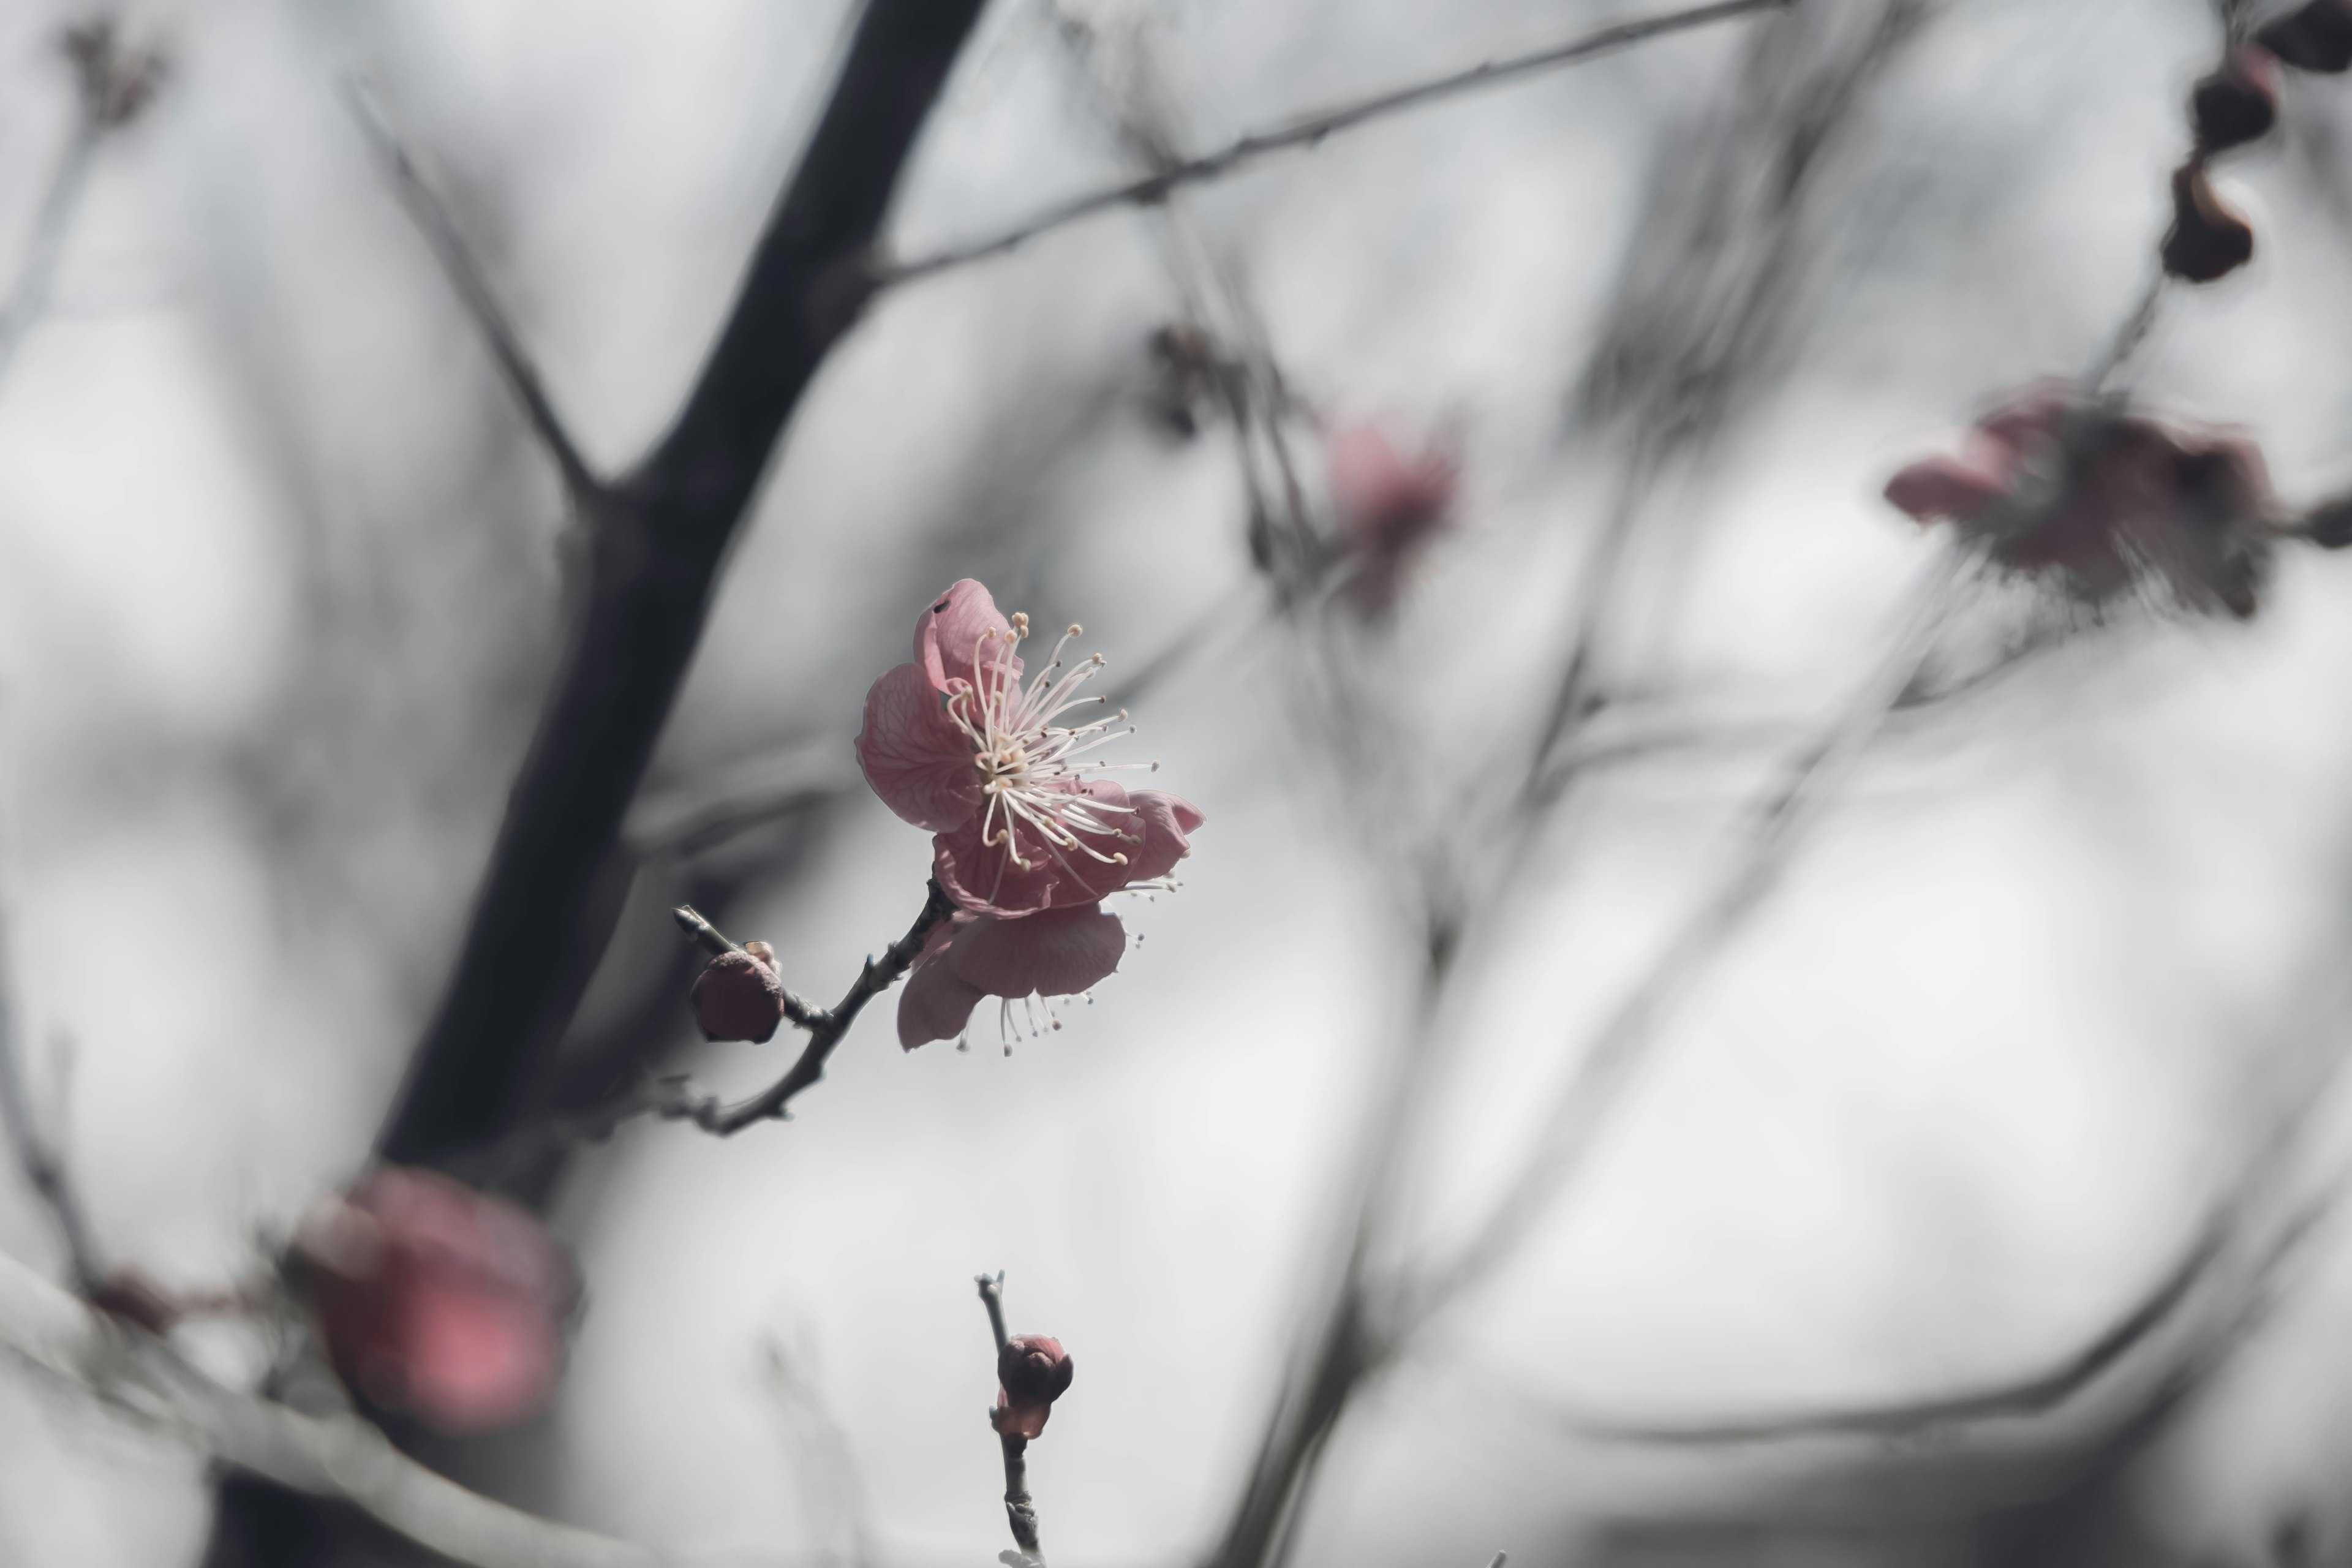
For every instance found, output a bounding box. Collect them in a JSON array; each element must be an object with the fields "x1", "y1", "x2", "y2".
[
  {"x1": 1883, "y1": 386, "x2": 2277, "y2": 617},
  {"x1": 1327, "y1": 421, "x2": 1458, "y2": 610},
  {"x1": 299, "y1": 1167, "x2": 576, "y2": 1435},
  {"x1": 858, "y1": 579, "x2": 1202, "y2": 914},
  {"x1": 992, "y1": 1333, "x2": 1075, "y2": 1441}
]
